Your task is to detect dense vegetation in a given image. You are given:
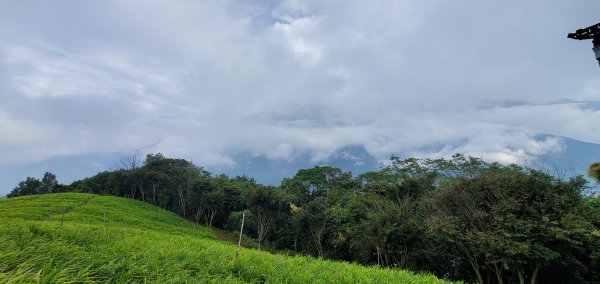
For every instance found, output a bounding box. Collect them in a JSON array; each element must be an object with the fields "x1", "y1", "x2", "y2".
[
  {"x1": 0, "y1": 193, "x2": 447, "y2": 283},
  {"x1": 6, "y1": 153, "x2": 600, "y2": 283}
]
